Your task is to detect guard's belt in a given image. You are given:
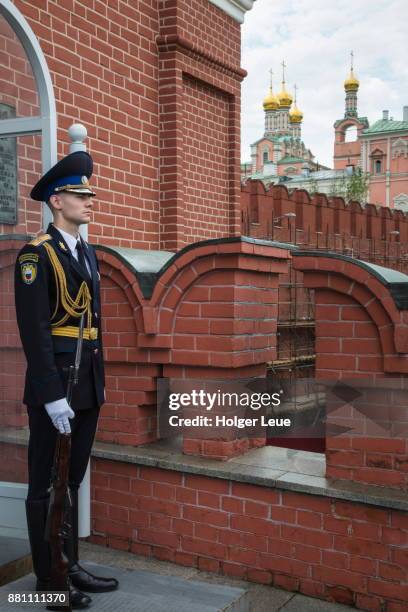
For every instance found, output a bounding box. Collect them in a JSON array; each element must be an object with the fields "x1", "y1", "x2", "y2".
[{"x1": 51, "y1": 325, "x2": 98, "y2": 340}]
